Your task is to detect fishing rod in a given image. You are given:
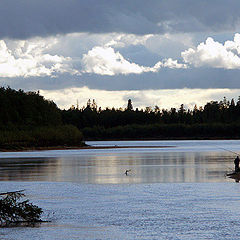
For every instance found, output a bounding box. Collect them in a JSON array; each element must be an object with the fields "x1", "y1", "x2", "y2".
[
  {"x1": 215, "y1": 146, "x2": 238, "y2": 173},
  {"x1": 216, "y1": 146, "x2": 239, "y2": 156},
  {"x1": 223, "y1": 165, "x2": 234, "y2": 171}
]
